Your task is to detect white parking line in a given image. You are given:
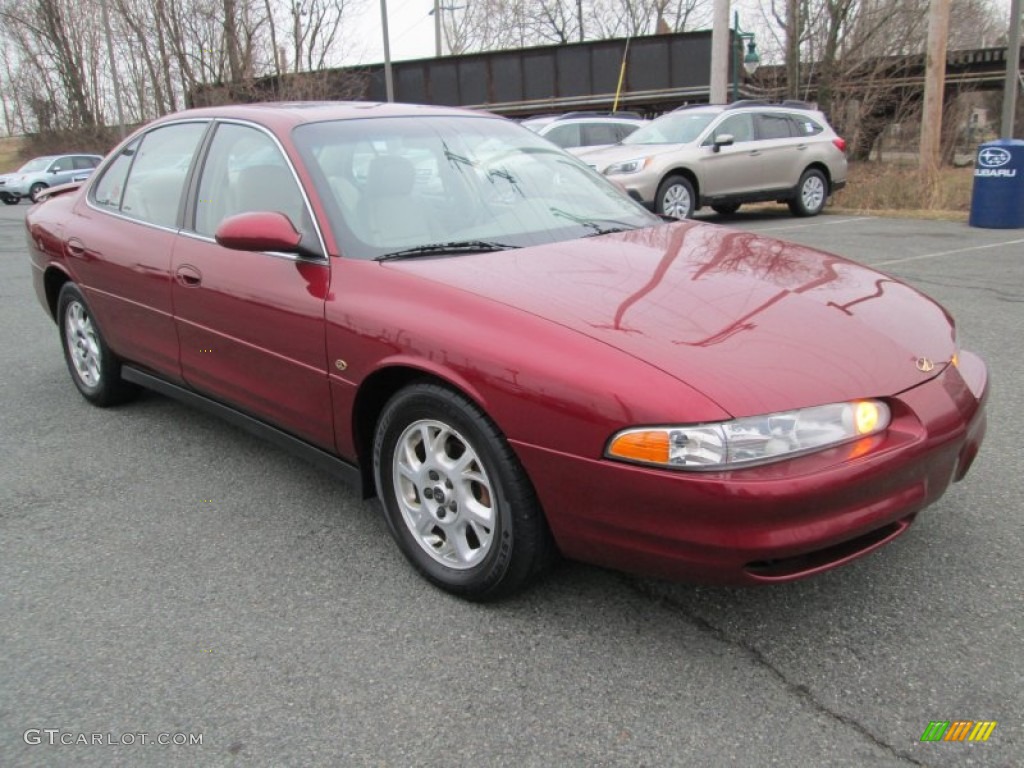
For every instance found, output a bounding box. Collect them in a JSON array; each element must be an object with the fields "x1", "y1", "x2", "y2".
[
  {"x1": 749, "y1": 216, "x2": 875, "y2": 233},
  {"x1": 869, "y1": 238, "x2": 1024, "y2": 267}
]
